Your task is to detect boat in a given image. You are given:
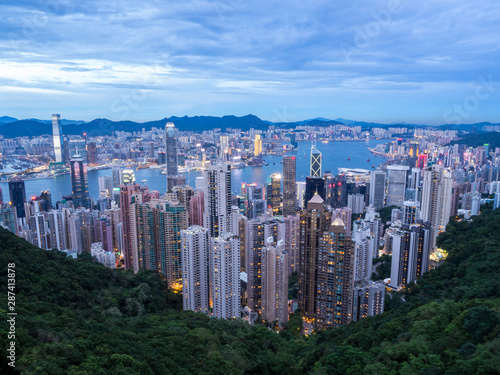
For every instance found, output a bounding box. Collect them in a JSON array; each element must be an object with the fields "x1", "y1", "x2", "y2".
[
  {"x1": 372, "y1": 164, "x2": 375, "y2": 169},
  {"x1": 347, "y1": 158, "x2": 351, "y2": 161},
  {"x1": 141, "y1": 179, "x2": 148, "y2": 183},
  {"x1": 367, "y1": 159, "x2": 370, "y2": 162}
]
